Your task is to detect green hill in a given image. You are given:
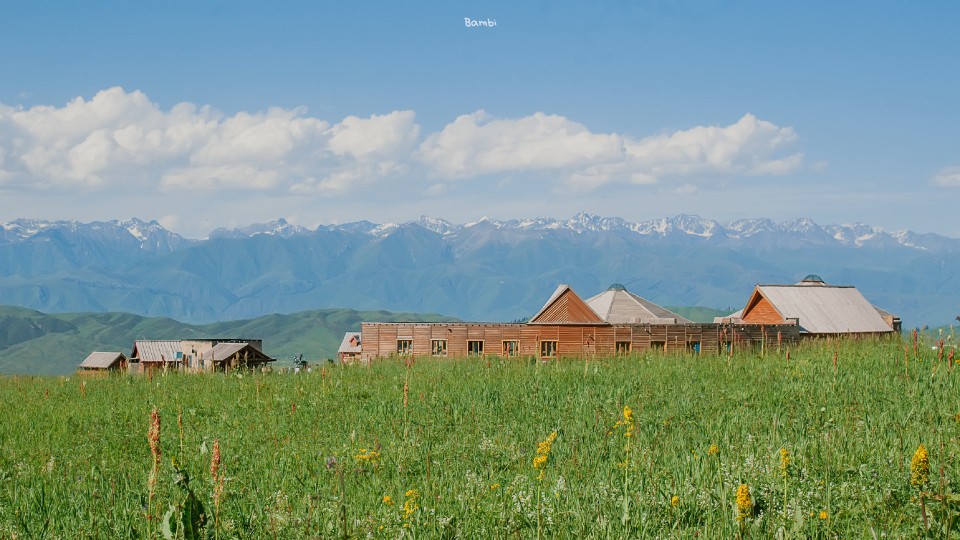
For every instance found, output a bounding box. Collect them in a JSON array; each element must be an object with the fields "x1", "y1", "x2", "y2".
[
  {"x1": 0, "y1": 306, "x2": 457, "y2": 376},
  {"x1": 665, "y1": 305, "x2": 733, "y2": 323}
]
